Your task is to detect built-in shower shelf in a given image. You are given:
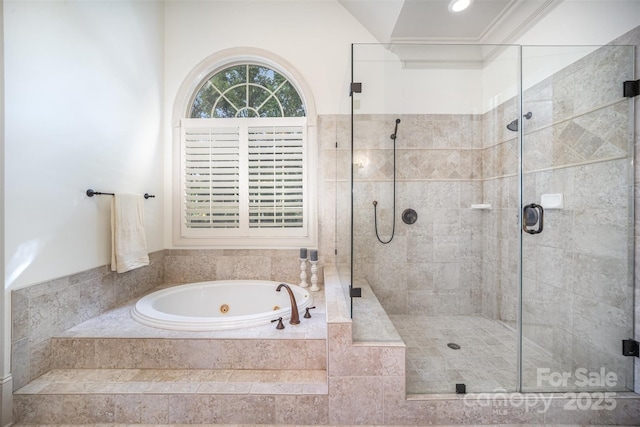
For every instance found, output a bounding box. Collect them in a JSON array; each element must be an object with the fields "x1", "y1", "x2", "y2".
[{"x1": 470, "y1": 204, "x2": 491, "y2": 210}]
